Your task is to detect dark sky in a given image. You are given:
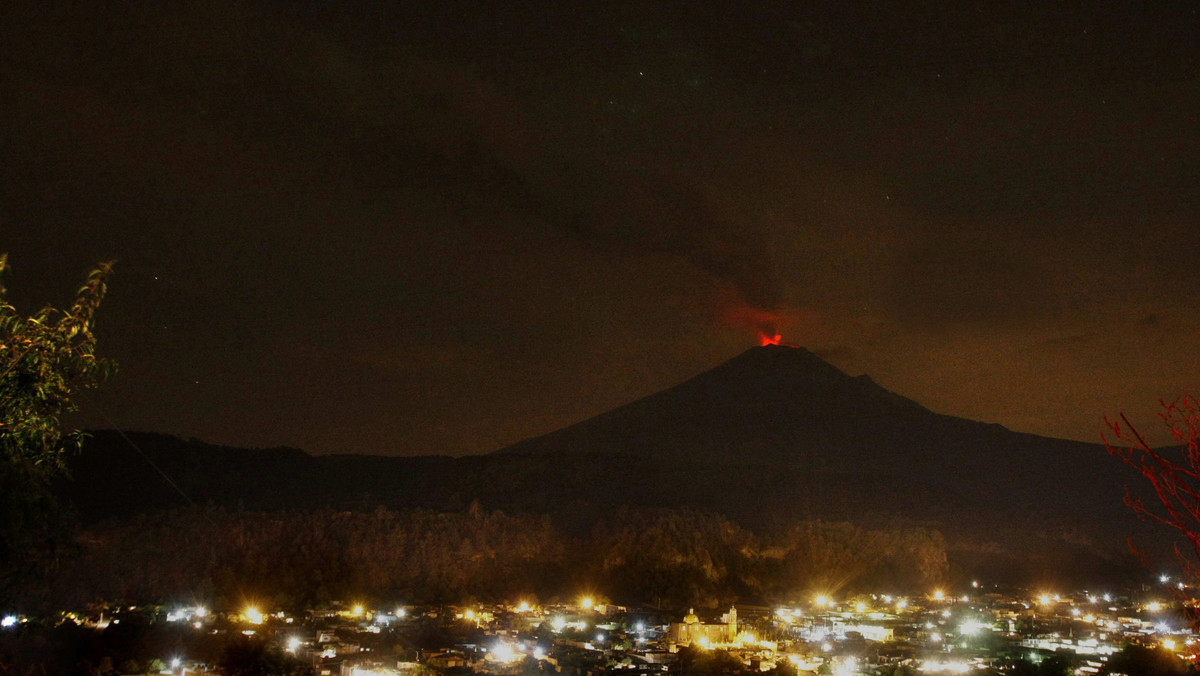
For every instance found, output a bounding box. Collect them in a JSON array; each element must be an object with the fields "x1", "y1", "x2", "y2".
[{"x1": 3, "y1": 1, "x2": 1198, "y2": 455}]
